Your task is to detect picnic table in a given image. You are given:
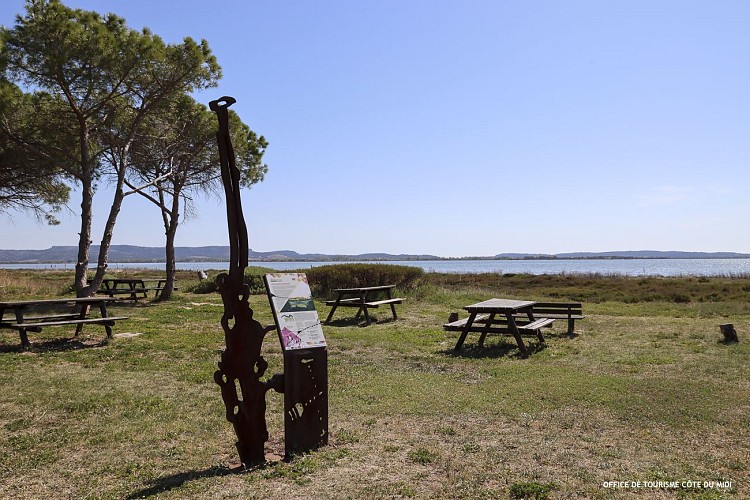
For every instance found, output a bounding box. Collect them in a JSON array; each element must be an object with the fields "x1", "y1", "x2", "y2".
[
  {"x1": 98, "y1": 278, "x2": 175, "y2": 300},
  {"x1": 0, "y1": 297, "x2": 128, "y2": 348},
  {"x1": 324, "y1": 285, "x2": 405, "y2": 325},
  {"x1": 447, "y1": 298, "x2": 554, "y2": 357}
]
